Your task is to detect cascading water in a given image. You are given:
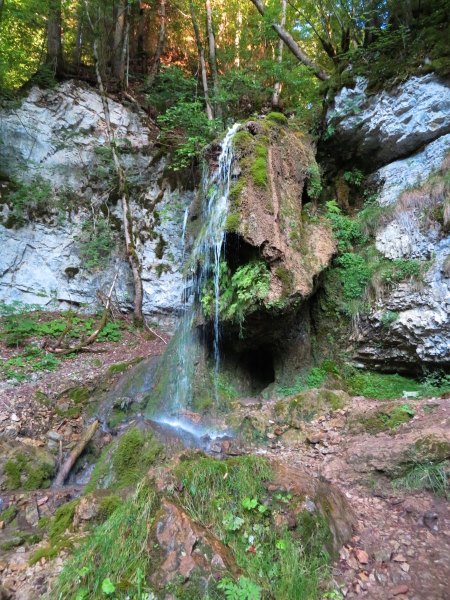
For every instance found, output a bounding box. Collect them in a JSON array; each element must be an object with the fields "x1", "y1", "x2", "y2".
[{"x1": 151, "y1": 123, "x2": 240, "y2": 426}]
